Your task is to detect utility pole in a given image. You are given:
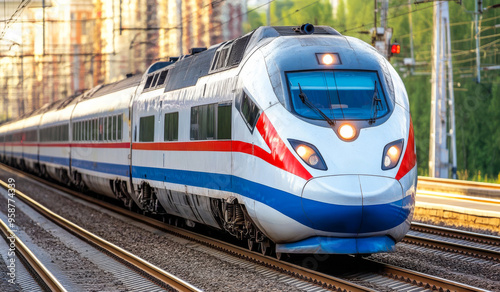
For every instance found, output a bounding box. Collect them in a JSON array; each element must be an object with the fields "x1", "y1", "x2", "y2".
[
  {"x1": 177, "y1": 0, "x2": 183, "y2": 55},
  {"x1": 475, "y1": 0, "x2": 481, "y2": 83},
  {"x1": 406, "y1": 0, "x2": 415, "y2": 72},
  {"x1": 429, "y1": 1, "x2": 457, "y2": 179},
  {"x1": 371, "y1": 0, "x2": 393, "y2": 59},
  {"x1": 266, "y1": 1, "x2": 271, "y2": 26}
]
